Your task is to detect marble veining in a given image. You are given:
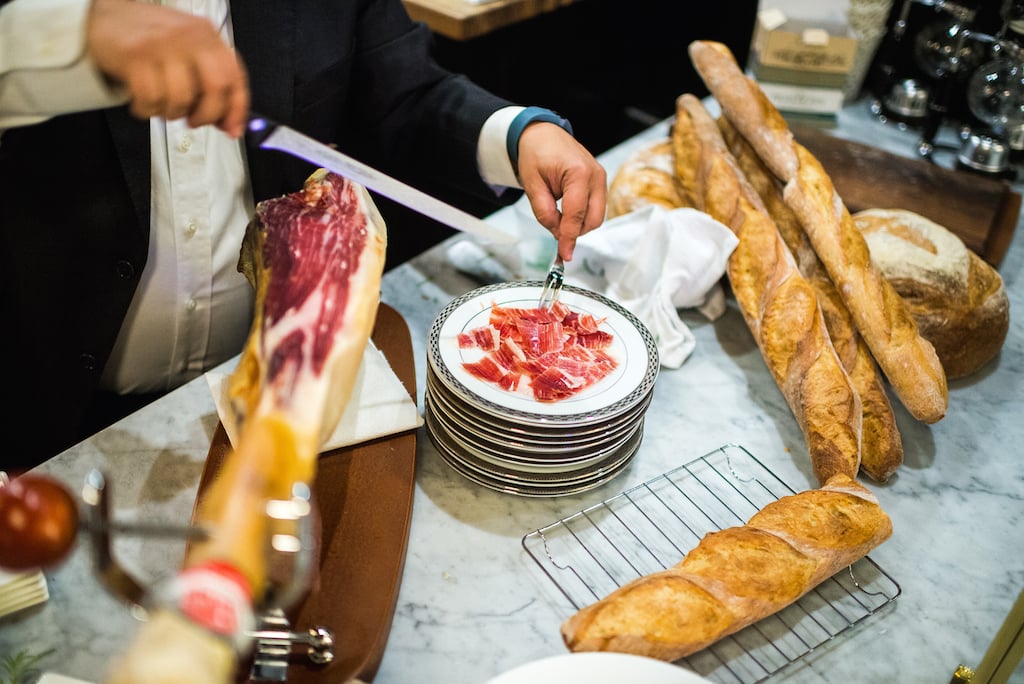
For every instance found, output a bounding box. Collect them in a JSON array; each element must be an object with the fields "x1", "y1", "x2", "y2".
[{"x1": 2, "y1": 103, "x2": 1023, "y2": 684}]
